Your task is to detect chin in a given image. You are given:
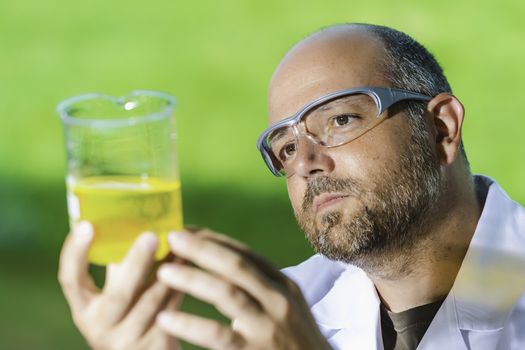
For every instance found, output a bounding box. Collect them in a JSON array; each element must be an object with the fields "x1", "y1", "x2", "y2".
[
  {"x1": 310, "y1": 210, "x2": 362, "y2": 257},
  {"x1": 309, "y1": 205, "x2": 389, "y2": 267}
]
